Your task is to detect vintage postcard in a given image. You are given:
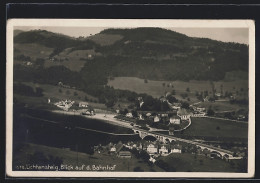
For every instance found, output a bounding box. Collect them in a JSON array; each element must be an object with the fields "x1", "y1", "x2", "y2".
[{"x1": 6, "y1": 19, "x2": 255, "y2": 178}]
